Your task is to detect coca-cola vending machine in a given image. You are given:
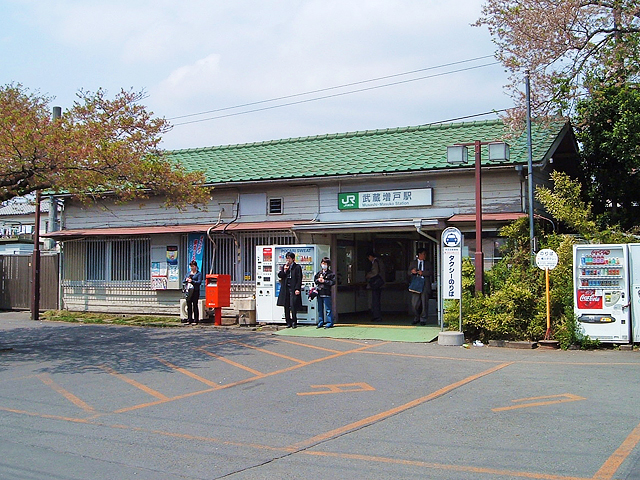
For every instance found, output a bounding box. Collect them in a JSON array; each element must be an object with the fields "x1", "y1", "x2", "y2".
[{"x1": 573, "y1": 244, "x2": 631, "y2": 343}]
